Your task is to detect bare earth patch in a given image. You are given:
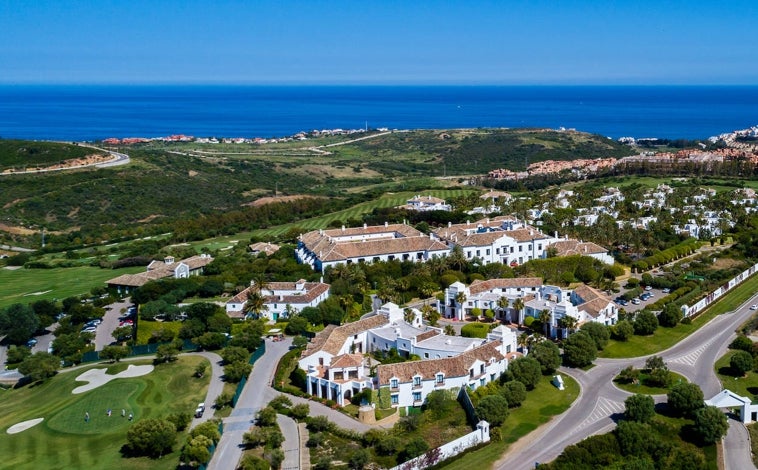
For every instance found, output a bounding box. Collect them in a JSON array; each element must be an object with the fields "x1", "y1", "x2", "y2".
[
  {"x1": 72, "y1": 364, "x2": 154, "y2": 394},
  {"x1": 7, "y1": 418, "x2": 44, "y2": 434},
  {"x1": 244, "y1": 194, "x2": 323, "y2": 207}
]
